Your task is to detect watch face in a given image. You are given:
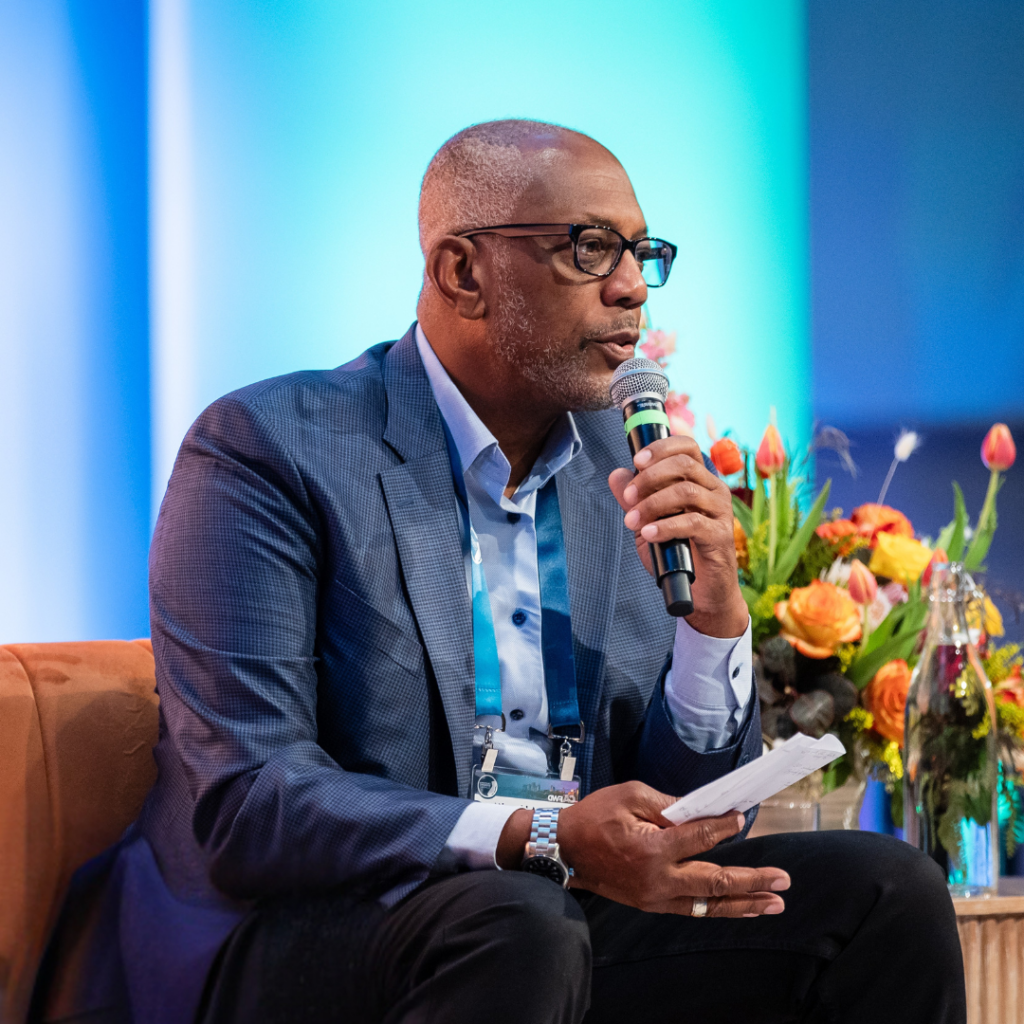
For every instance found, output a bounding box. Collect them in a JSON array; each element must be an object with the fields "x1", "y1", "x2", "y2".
[{"x1": 523, "y1": 856, "x2": 567, "y2": 886}]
